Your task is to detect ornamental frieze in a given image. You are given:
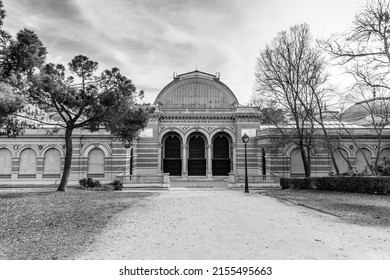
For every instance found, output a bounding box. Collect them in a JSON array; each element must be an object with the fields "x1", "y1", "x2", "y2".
[{"x1": 160, "y1": 118, "x2": 235, "y2": 124}]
